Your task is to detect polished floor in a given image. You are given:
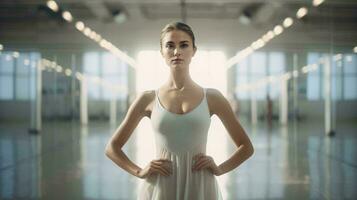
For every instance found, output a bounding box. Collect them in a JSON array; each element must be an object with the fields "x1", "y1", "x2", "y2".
[{"x1": 0, "y1": 116, "x2": 356, "y2": 200}]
